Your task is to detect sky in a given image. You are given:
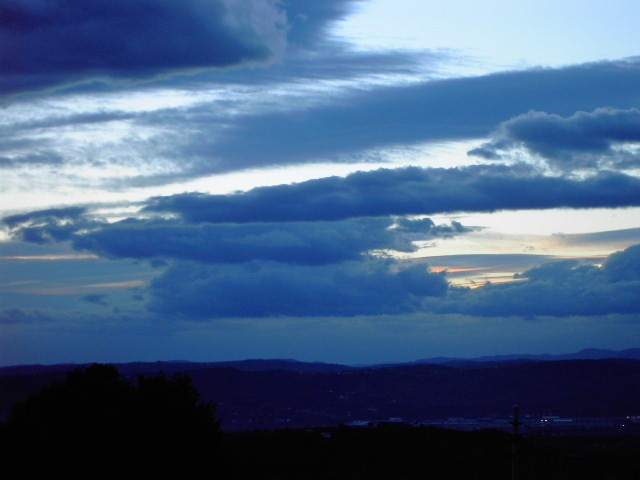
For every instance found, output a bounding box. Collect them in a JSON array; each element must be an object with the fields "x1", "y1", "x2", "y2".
[{"x1": 1, "y1": 0, "x2": 640, "y2": 366}]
